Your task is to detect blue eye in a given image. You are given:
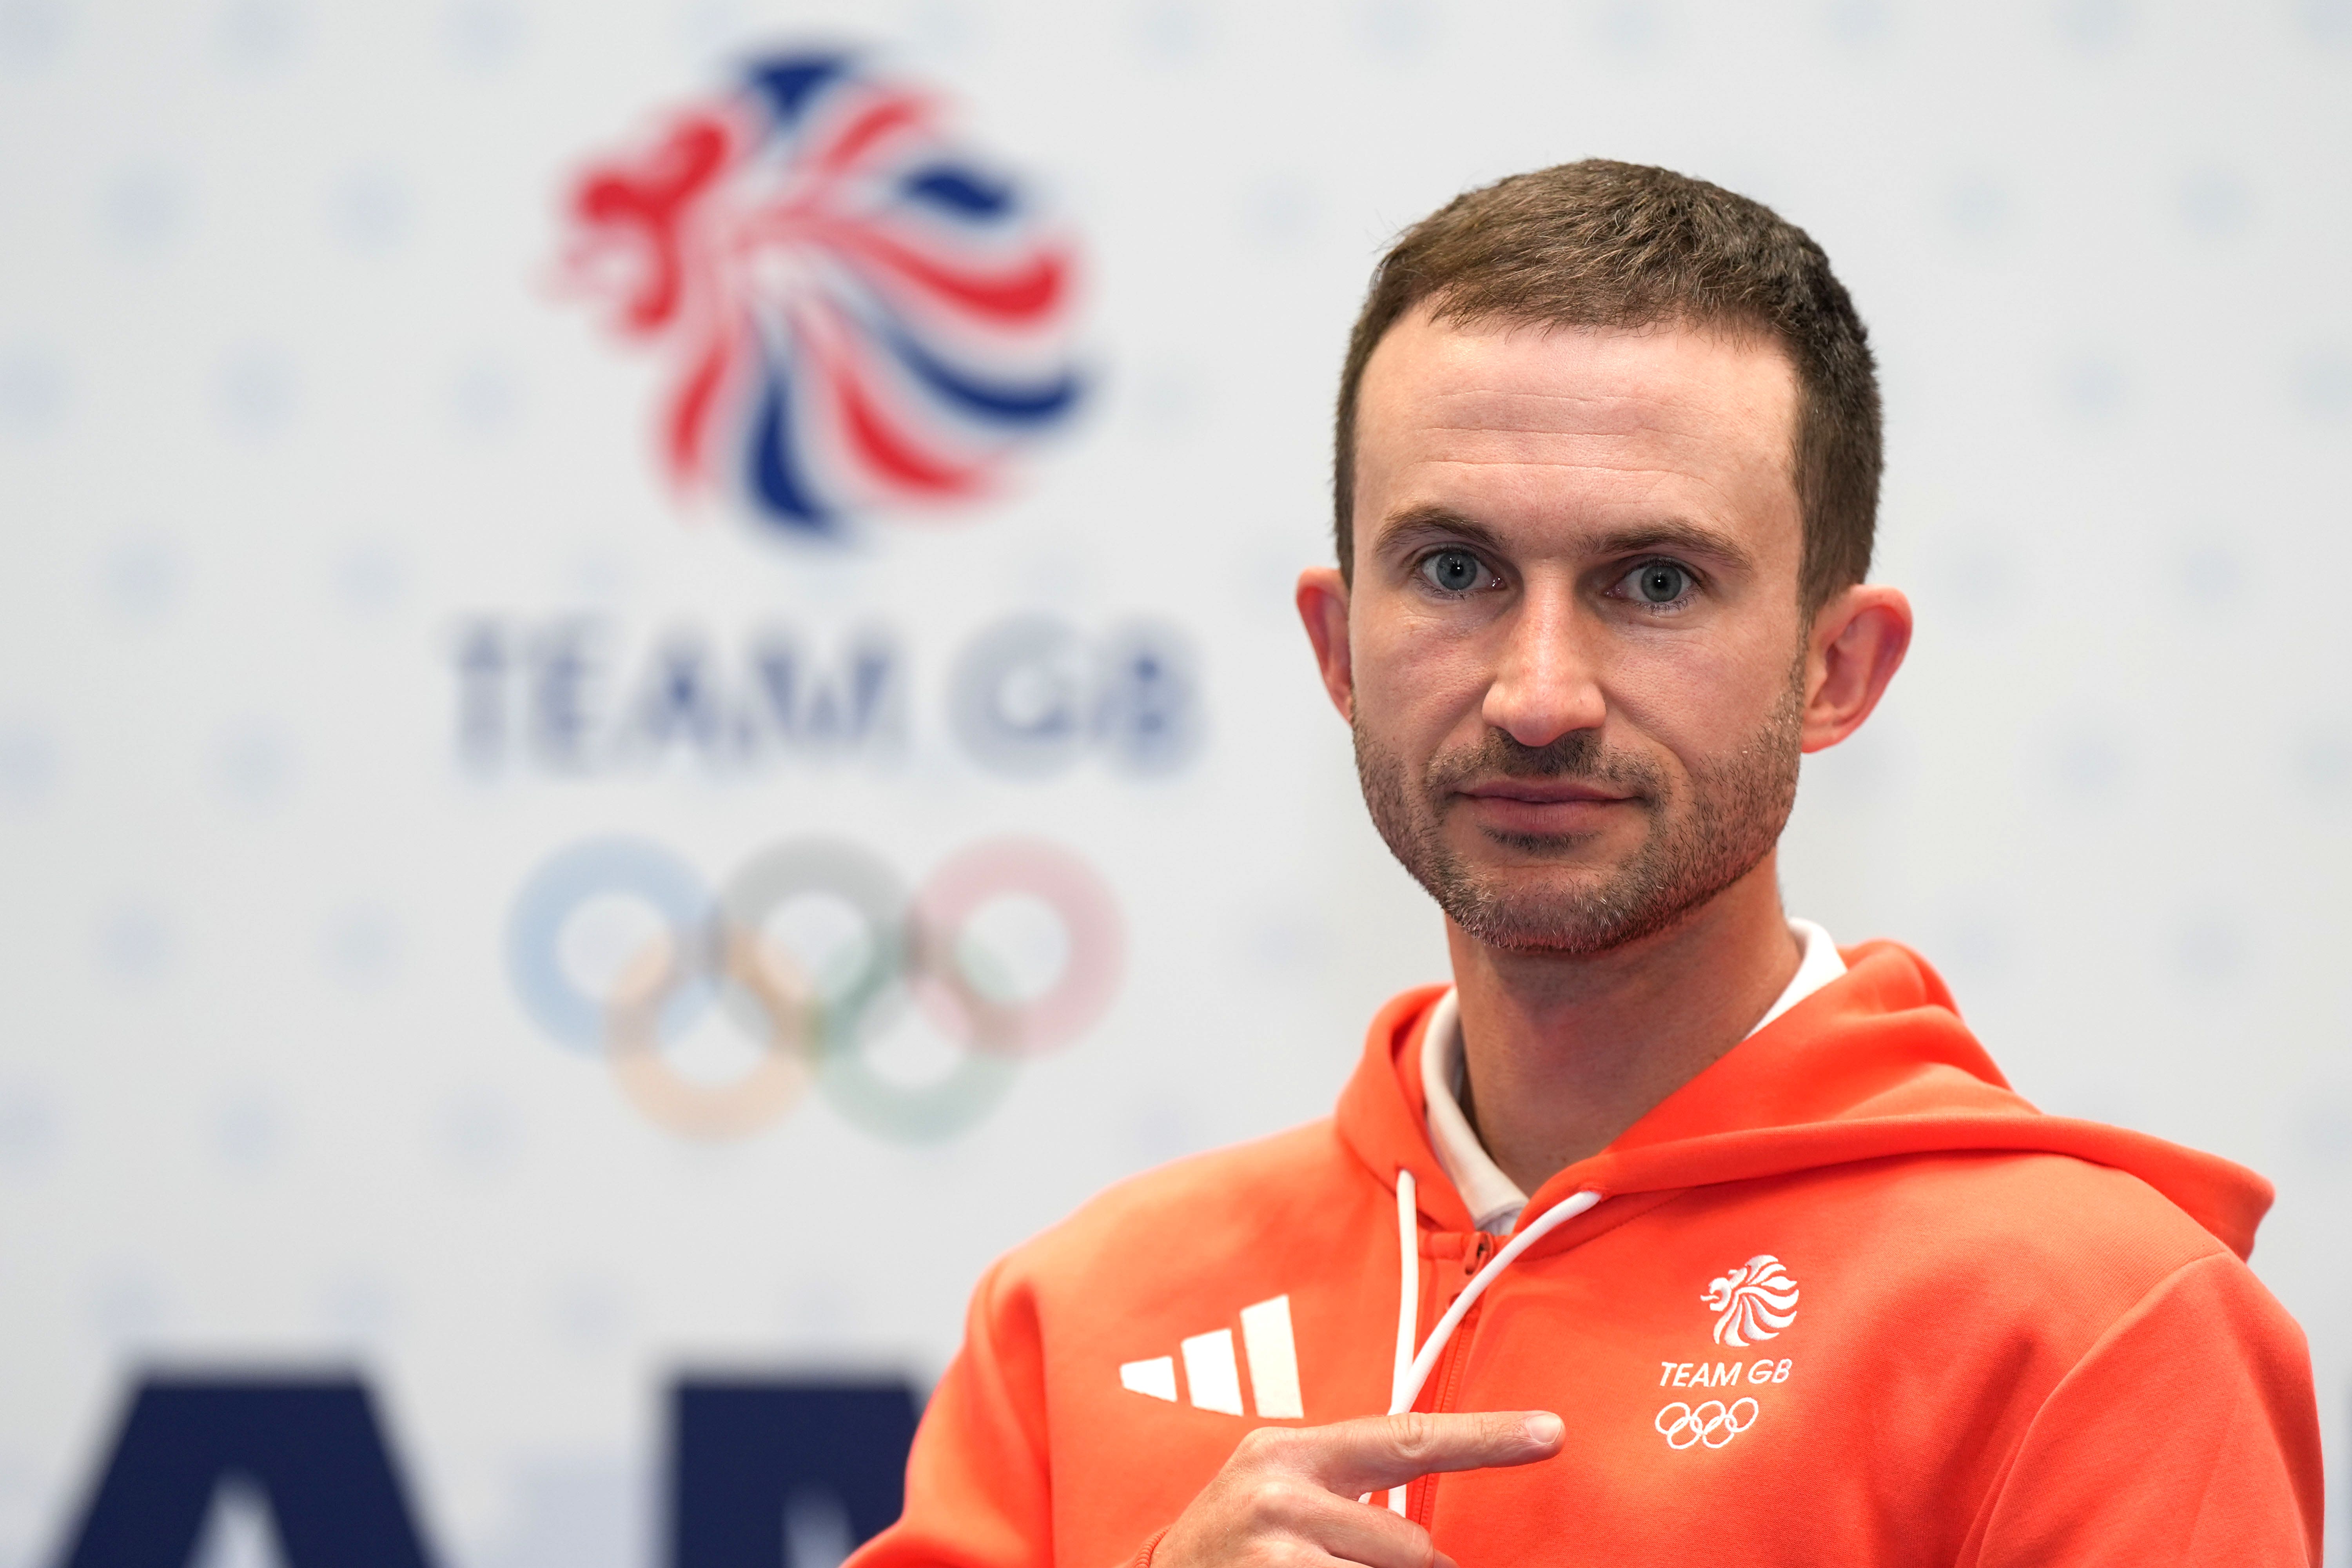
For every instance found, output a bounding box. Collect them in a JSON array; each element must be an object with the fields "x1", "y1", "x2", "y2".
[
  {"x1": 1626, "y1": 561, "x2": 1693, "y2": 604},
  {"x1": 1420, "y1": 549, "x2": 1487, "y2": 593}
]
